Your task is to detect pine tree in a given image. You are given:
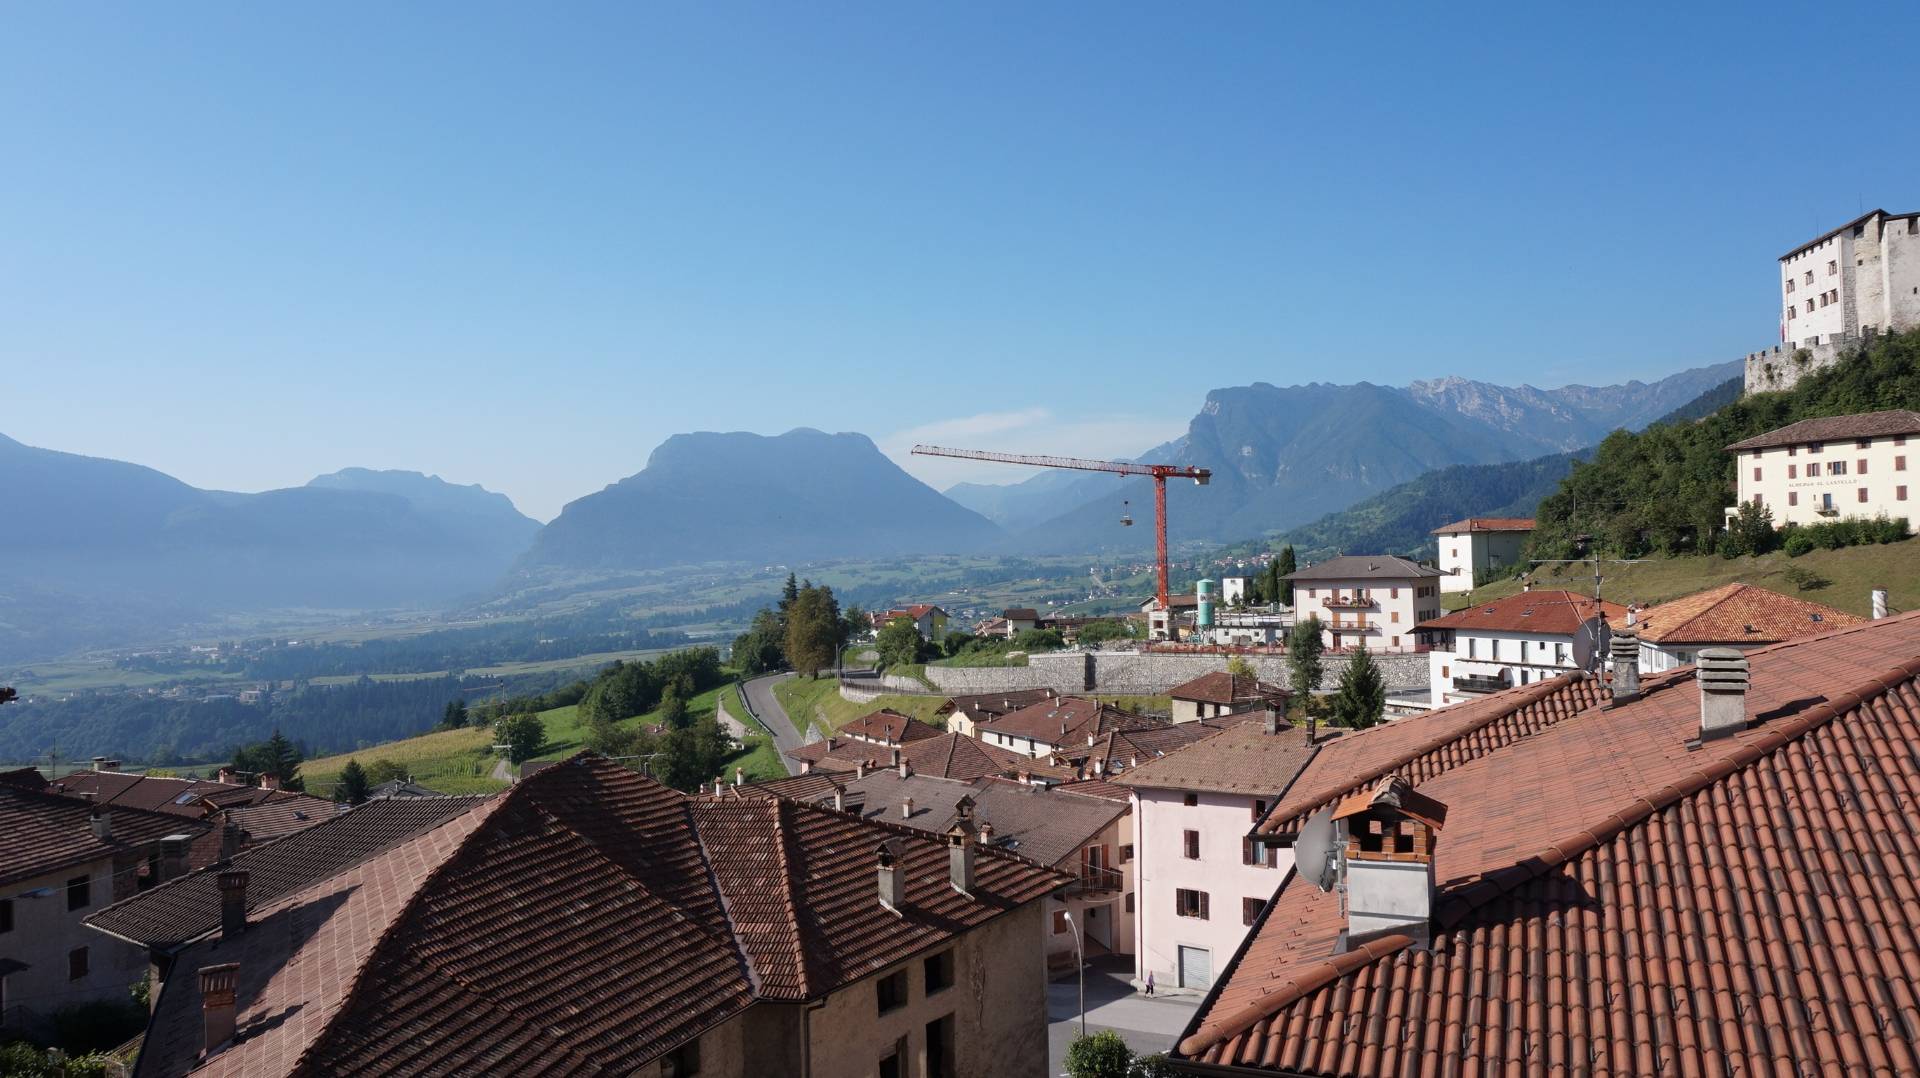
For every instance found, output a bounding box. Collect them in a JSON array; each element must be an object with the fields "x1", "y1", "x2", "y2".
[
  {"x1": 337, "y1": 760, "x2": 370, "y2": 805},
  {"x1": 1328, "y1": 645, "x2": 1387, "y2": 730},
  {"x1": 1276, "y1": 546, "x2": 1297, "y2": 605},
  {"x1": 439, "y1": 698, "x2": 469, "y2": 730}
]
